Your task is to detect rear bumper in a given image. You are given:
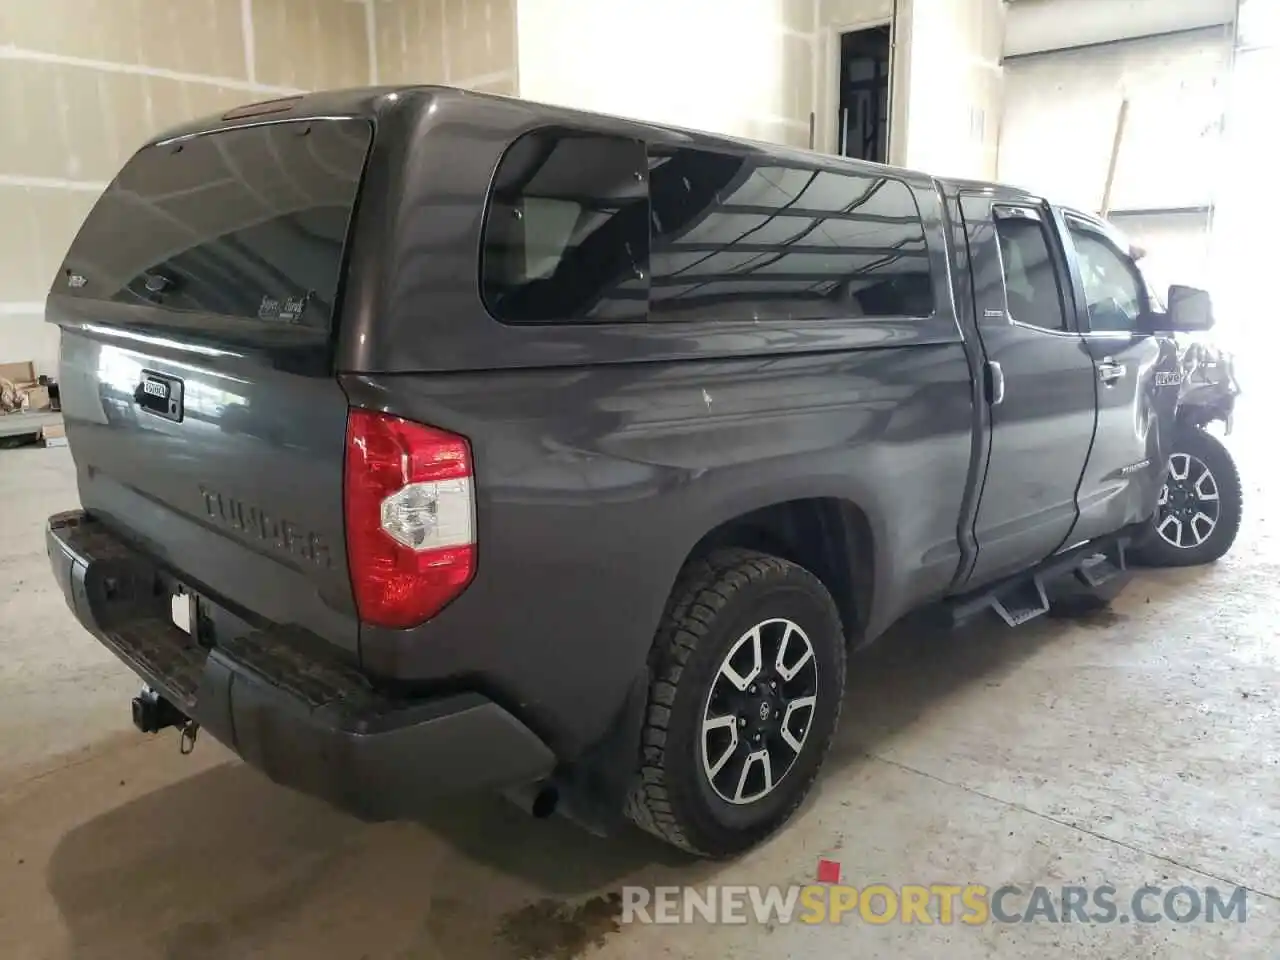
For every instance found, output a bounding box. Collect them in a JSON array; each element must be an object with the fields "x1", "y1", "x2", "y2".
[{"x1": 45, "y1": 510, "x2": 555, "y2": 820}]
